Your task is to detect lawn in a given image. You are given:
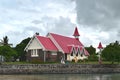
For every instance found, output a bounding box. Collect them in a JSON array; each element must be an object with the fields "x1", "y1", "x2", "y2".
[{"x1": 2, "y1": 61, "x2": 120, "y2": 65}]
